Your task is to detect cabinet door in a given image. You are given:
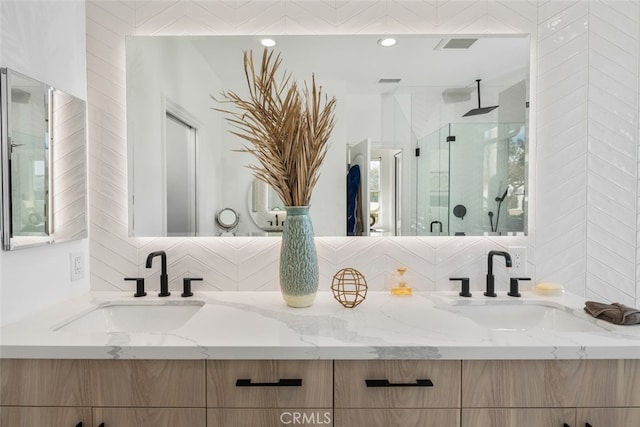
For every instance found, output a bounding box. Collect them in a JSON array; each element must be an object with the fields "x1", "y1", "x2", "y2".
[
  {"x1": 462, "y1": 360, "x2": 640, "y2": 408},
  {"x1": 0, "y1": 359, "x2": 91, "y2": 406},
  {"x1": 89, "y1": 360, "x2": 205, "y2": 407},
  {"x1": 0, "y1": 406, "x2": 91, "y2": 427},
  {"x1": 208, "y1": 409, "x2": 333, "y2": 426},
  {"x1": 578, "y1": 408, "x2": 640, "y2": 427},
  {"x1": 207, "y1": 360, "x2": 332, "y2": 408},
  {"x1": 93, "y1": 408, "x2": 206, "y2": 427},
  {"x1": 334, "y1": 409, "x2": 459, "y2": 427},
  {"x1": 334, "y1": 360, "x2": 460, "y2": 409},
  {"x1": 462, "y1": 408, "x2": 575, "y2": 427}
]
